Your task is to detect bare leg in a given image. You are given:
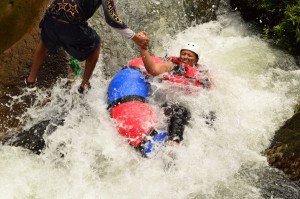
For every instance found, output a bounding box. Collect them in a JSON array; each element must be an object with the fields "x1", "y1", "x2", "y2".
[
  {"x1": 80, "y1": 46, "x2": 100, "y2": 88},
  {"x1": 27, "y1": 40, "x2": 48, "y2": 82}
]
